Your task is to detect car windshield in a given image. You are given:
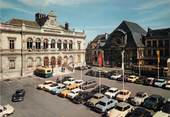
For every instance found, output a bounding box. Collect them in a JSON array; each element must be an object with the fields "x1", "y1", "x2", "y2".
[
  {"x1": 98, "y1": 101, "x2": 106, "y2": 106},
  {"x1": 149, "y1": 97, "x2": 157, "y2": 102},
  {"x1": 71, "y1": 91, "x2": 76, "y2": 94},
  {"x1": 115, "y1": 106, "x2": 124, "y2": 111},
  {"x1": 156, "y1": 80, "x2": 164, "y2": 83},
  {"x1": 136, "y1": 93, "x2": 144, "y2": 98},
  {"x1": 162, "y1": 103, "x2": 170, "y2": 114},
  {"x1": 119, "y1": 91, "x2": 128, "y2": 95}
]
